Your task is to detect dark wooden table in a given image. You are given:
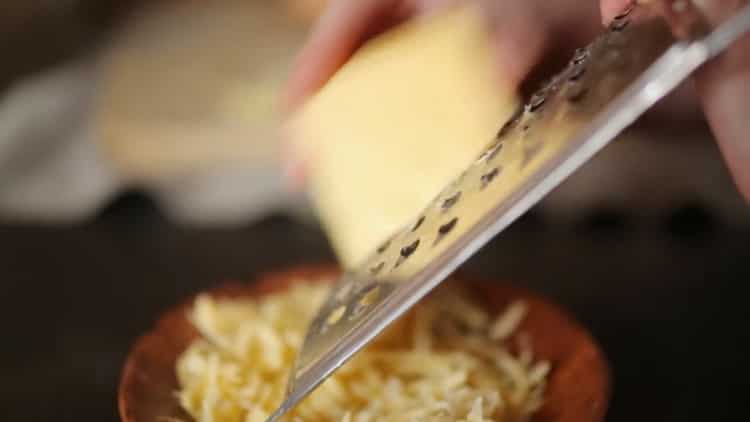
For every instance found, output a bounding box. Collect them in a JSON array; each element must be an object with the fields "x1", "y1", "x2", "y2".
[{"x1": 1, "y1": 194, "x2": 748, "y2": 421}]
